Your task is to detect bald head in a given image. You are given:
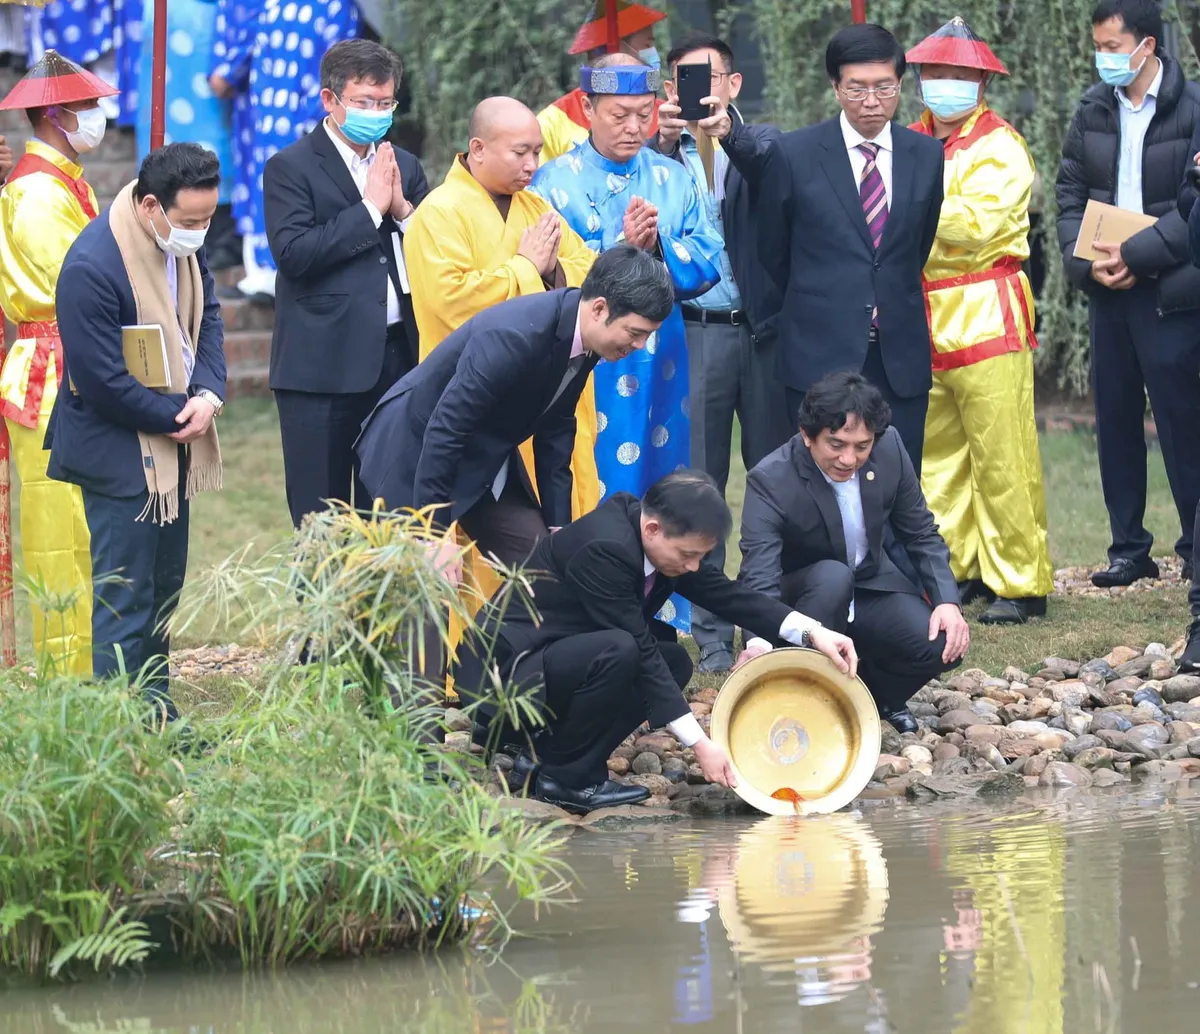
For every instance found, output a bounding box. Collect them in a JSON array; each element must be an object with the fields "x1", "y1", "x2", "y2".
[
  {"x1": 465, "y1": 95, "x2": 544, "y2": 196},
  {"x1": 592, "y1": 52, "x2": 648, "y2": 71}
]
